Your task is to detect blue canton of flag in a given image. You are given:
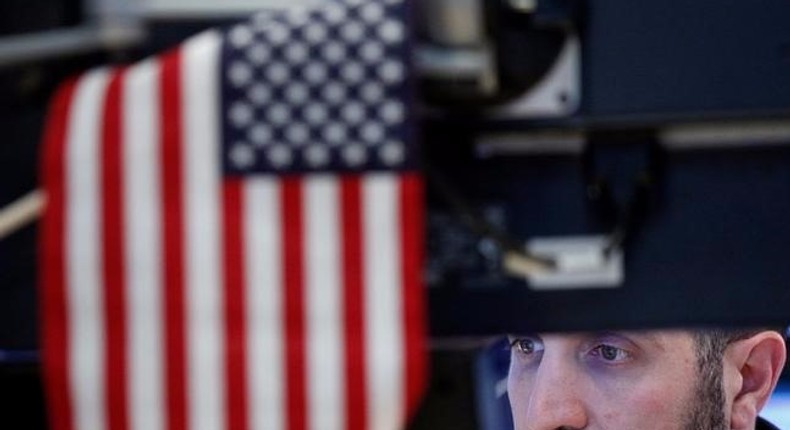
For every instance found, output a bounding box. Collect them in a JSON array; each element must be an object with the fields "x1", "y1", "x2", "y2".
[{"x1": 221, "y1": 0, "x2": 416, "y2": 175}]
